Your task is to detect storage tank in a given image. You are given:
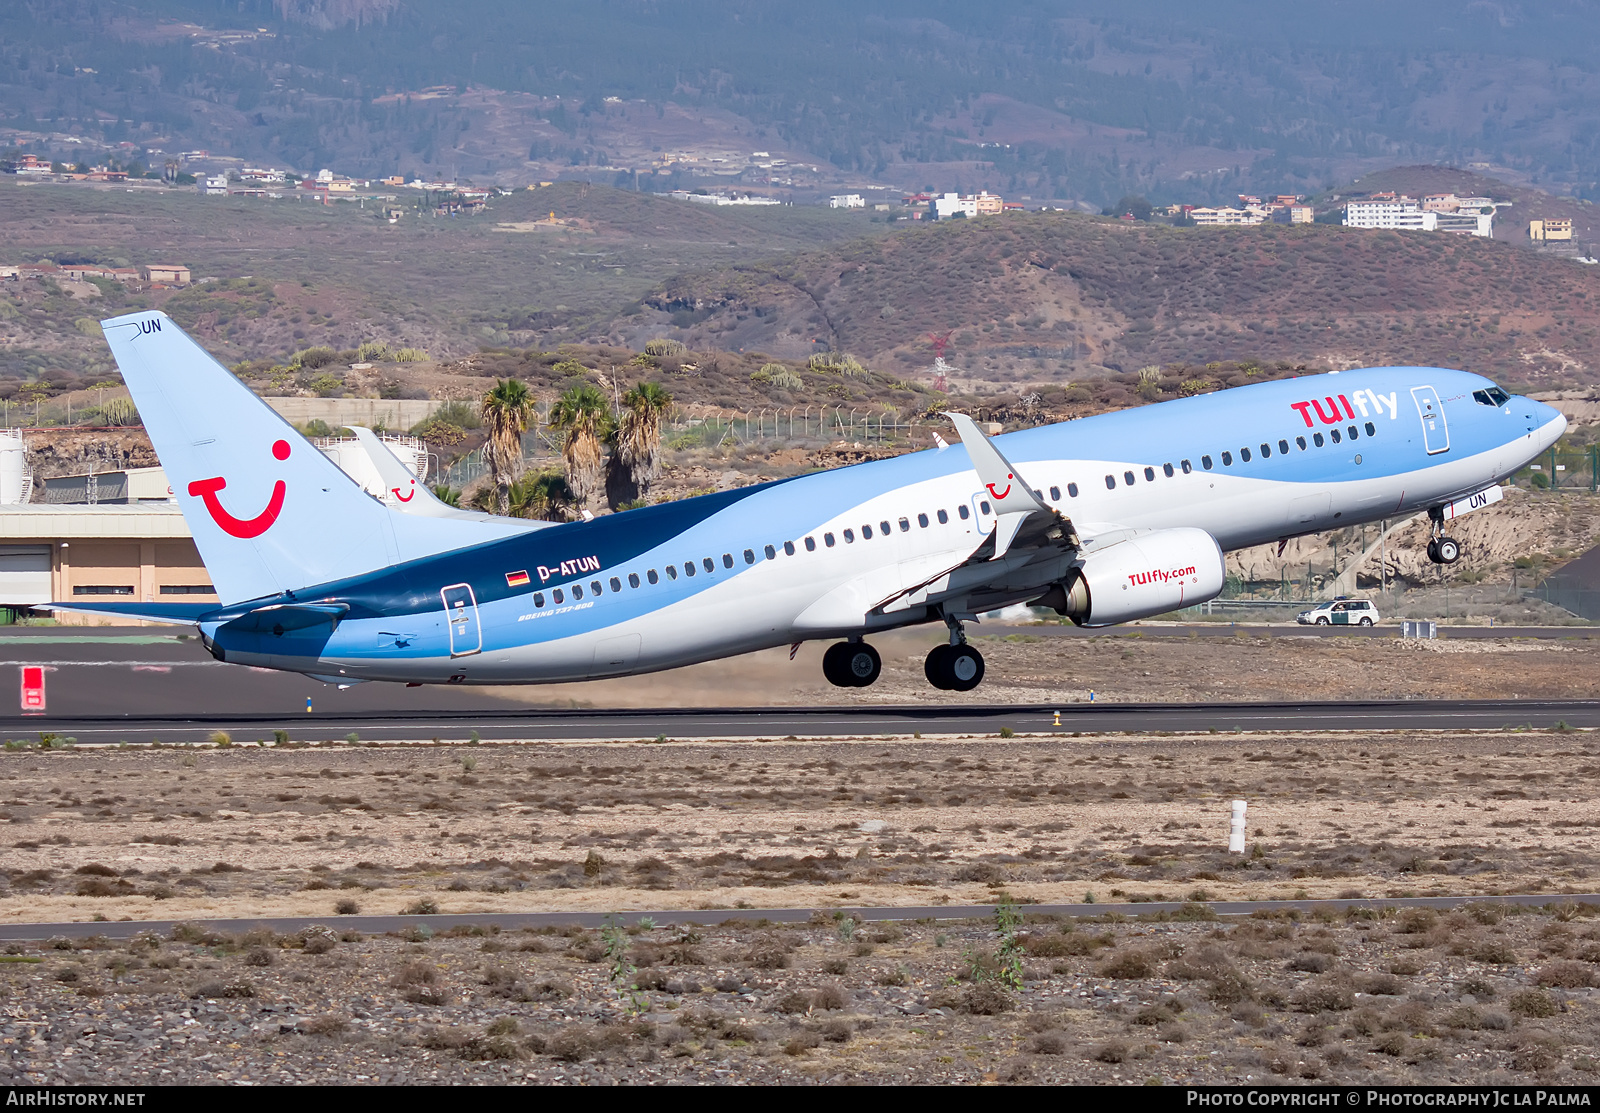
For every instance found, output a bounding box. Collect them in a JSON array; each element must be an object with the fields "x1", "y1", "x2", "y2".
[{"x1": 0, "y1": 430, "x2": 28, "y2": 505}]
